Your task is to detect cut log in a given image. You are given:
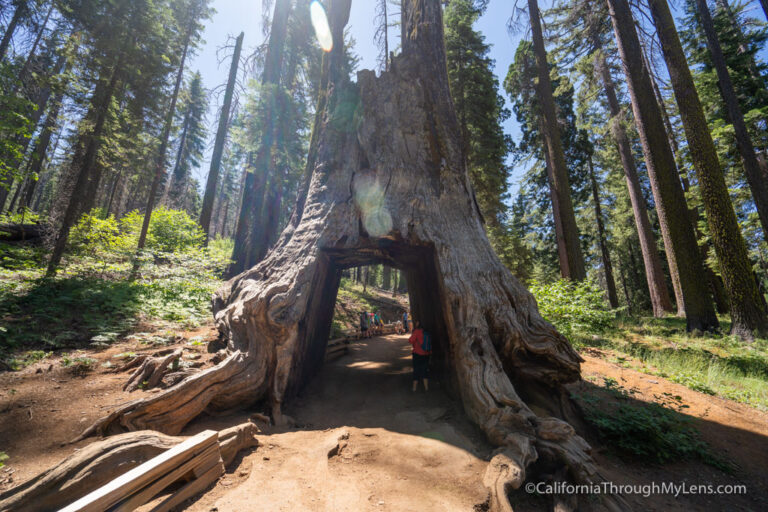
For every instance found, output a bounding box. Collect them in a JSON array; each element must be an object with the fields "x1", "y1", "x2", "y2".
[
  {"x1": 110, "y1": 443, "x2": 220, "y2": 512},
  {"x1": 59, "y1": 430, "x2": 218, "y2": 512},
  {"x1": 0, "y1": 423, "x2": 257, "y2": 512},
  {"x1": 77, "y1": 1, "x2": 620, "y2": 508}
]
